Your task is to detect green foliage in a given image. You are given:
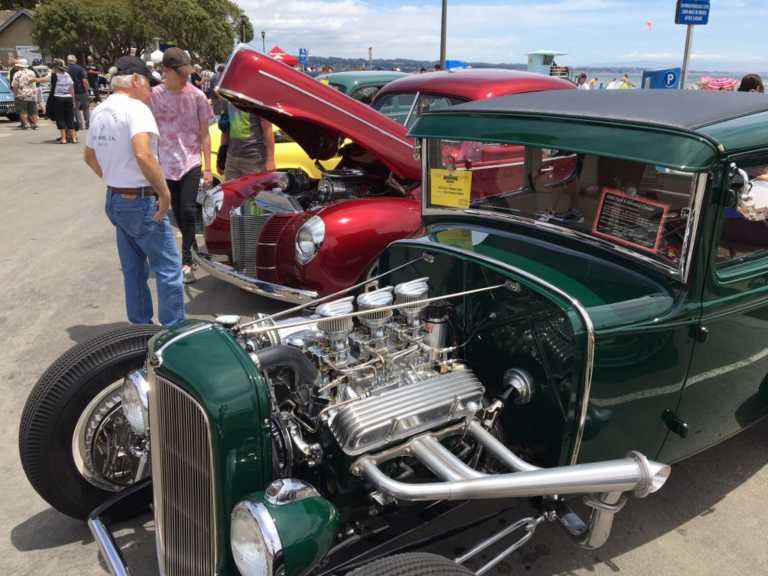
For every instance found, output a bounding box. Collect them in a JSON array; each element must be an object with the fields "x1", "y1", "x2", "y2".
[
  {"x1": 31, "y1": 0, "x2": 253, "y2": 68},
  {"x1": 0, "y1": 0, "x2": 40, "y2": 9}
]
